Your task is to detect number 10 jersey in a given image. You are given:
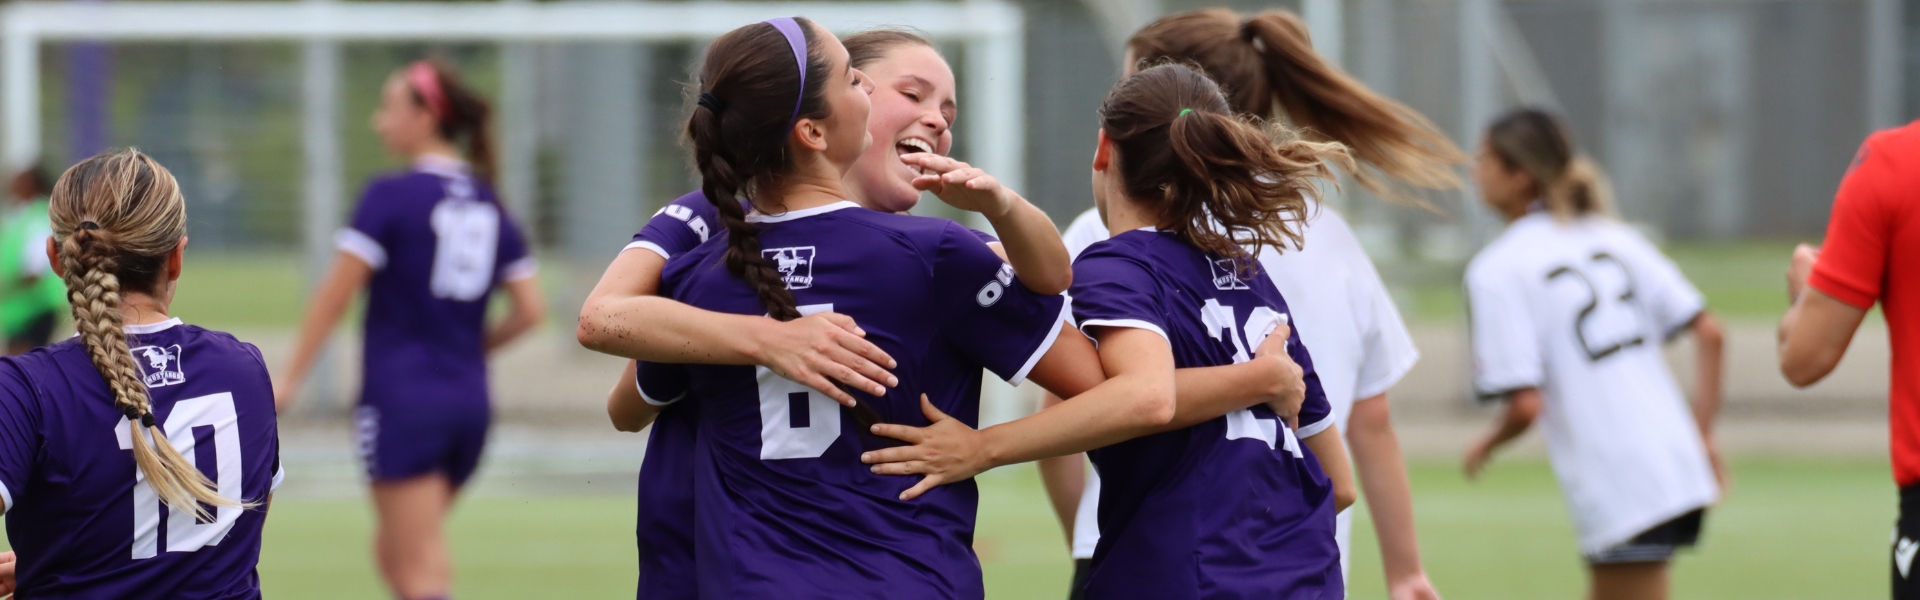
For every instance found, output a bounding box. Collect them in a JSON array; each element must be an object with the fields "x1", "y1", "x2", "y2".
[{"x1": 1465, "y1": 211, "x2": 1718, "y2": 554}]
